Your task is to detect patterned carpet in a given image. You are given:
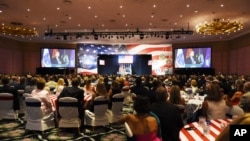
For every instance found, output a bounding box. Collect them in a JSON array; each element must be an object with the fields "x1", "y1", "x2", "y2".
[{"x1": 0, "y1": 116, "x2": 127, "y2": 141}]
